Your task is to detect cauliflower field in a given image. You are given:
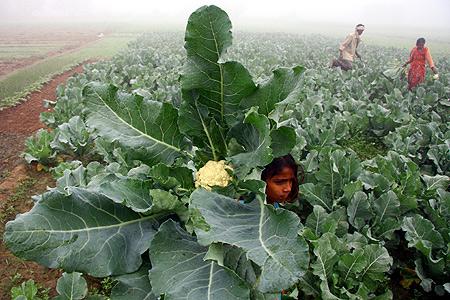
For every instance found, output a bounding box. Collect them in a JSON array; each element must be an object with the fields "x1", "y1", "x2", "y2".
[{"x1": 4, "y1": 5, "x2": 450, "y2": 300}]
